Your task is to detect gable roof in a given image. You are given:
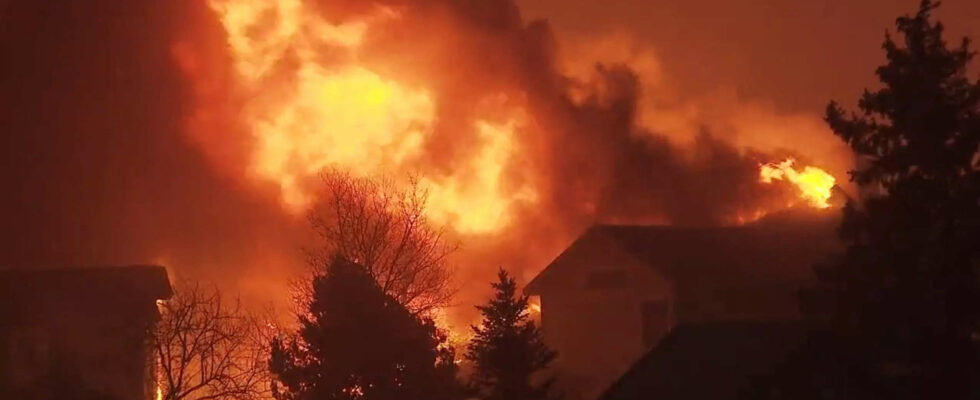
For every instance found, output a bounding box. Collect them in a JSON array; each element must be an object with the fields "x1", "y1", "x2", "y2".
[
  {"x1": 0, "y1": 265, "x2": 173, "y2": 302},
  {"x1": 526, "y1": 209, "x2": 840, "y2": 294},
  {"x1": 598, "y1": 320, "x2": 807, "y2": 400}
]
